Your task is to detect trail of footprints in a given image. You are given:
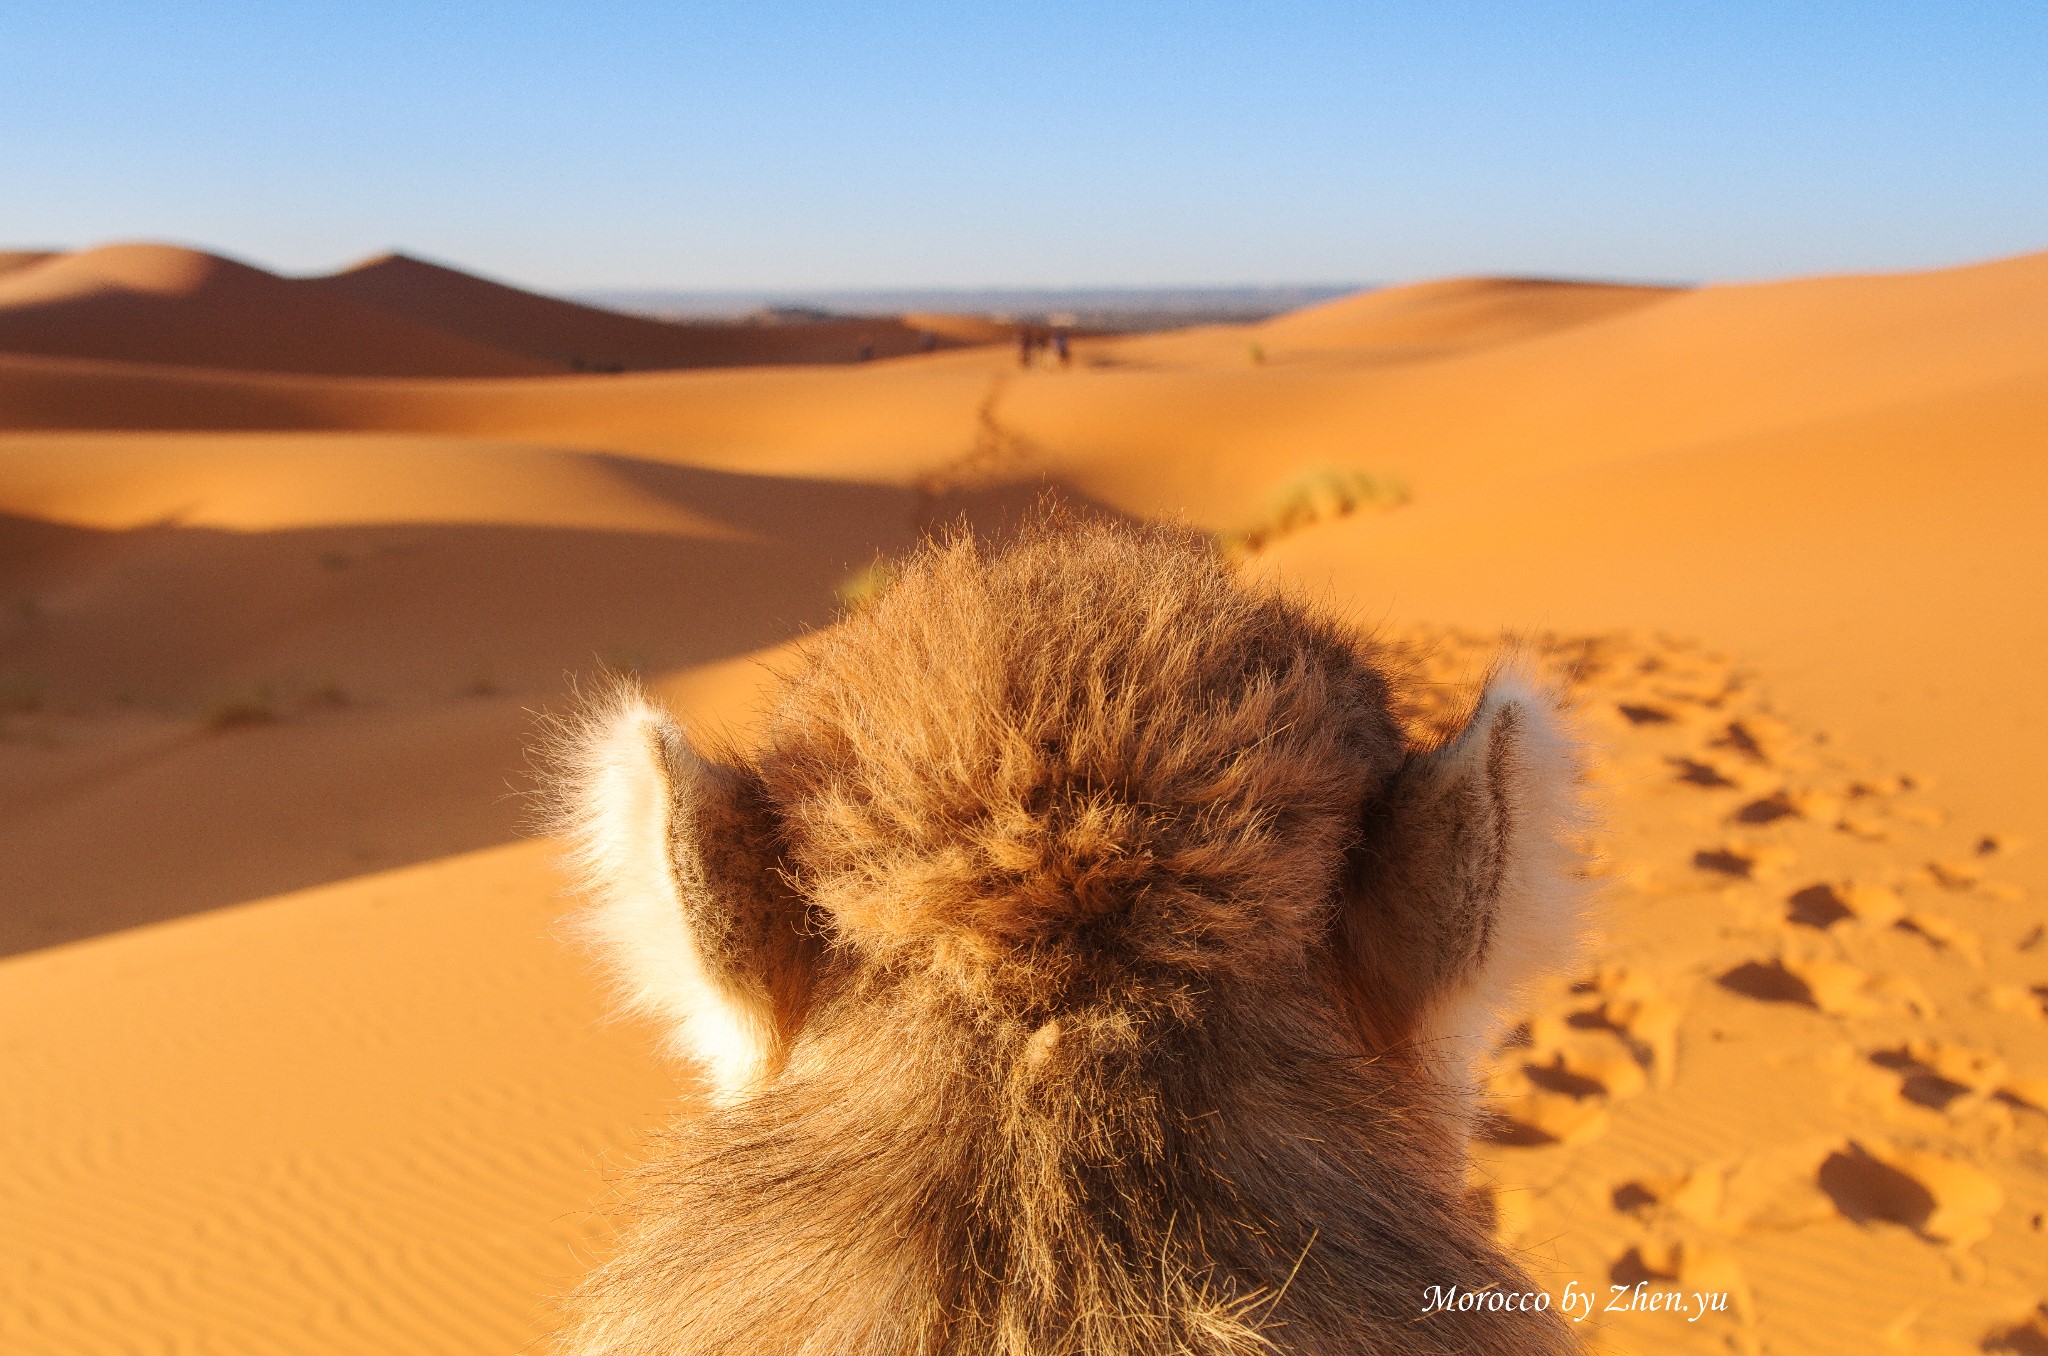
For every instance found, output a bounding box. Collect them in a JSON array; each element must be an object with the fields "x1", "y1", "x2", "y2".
[{"x1": 1380, "y1": 627, "x2": 2048, "y2": 1348}]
